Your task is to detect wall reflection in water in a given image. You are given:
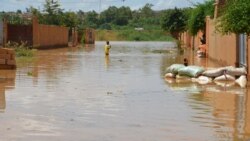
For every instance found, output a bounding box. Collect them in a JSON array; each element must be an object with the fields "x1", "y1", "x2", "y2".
[
  {"x1": 0, "y1": 70, "x2": 16, "y2": 112},
  {"x1": 165, "y1": 78, "x2": 250, "y2": 140},
  {"x1": 83, "y1": 44, "x2": 95, "y2": 52},
  {"x1": 165, "y1": 76, "x2": 250, "y2": 141}
]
